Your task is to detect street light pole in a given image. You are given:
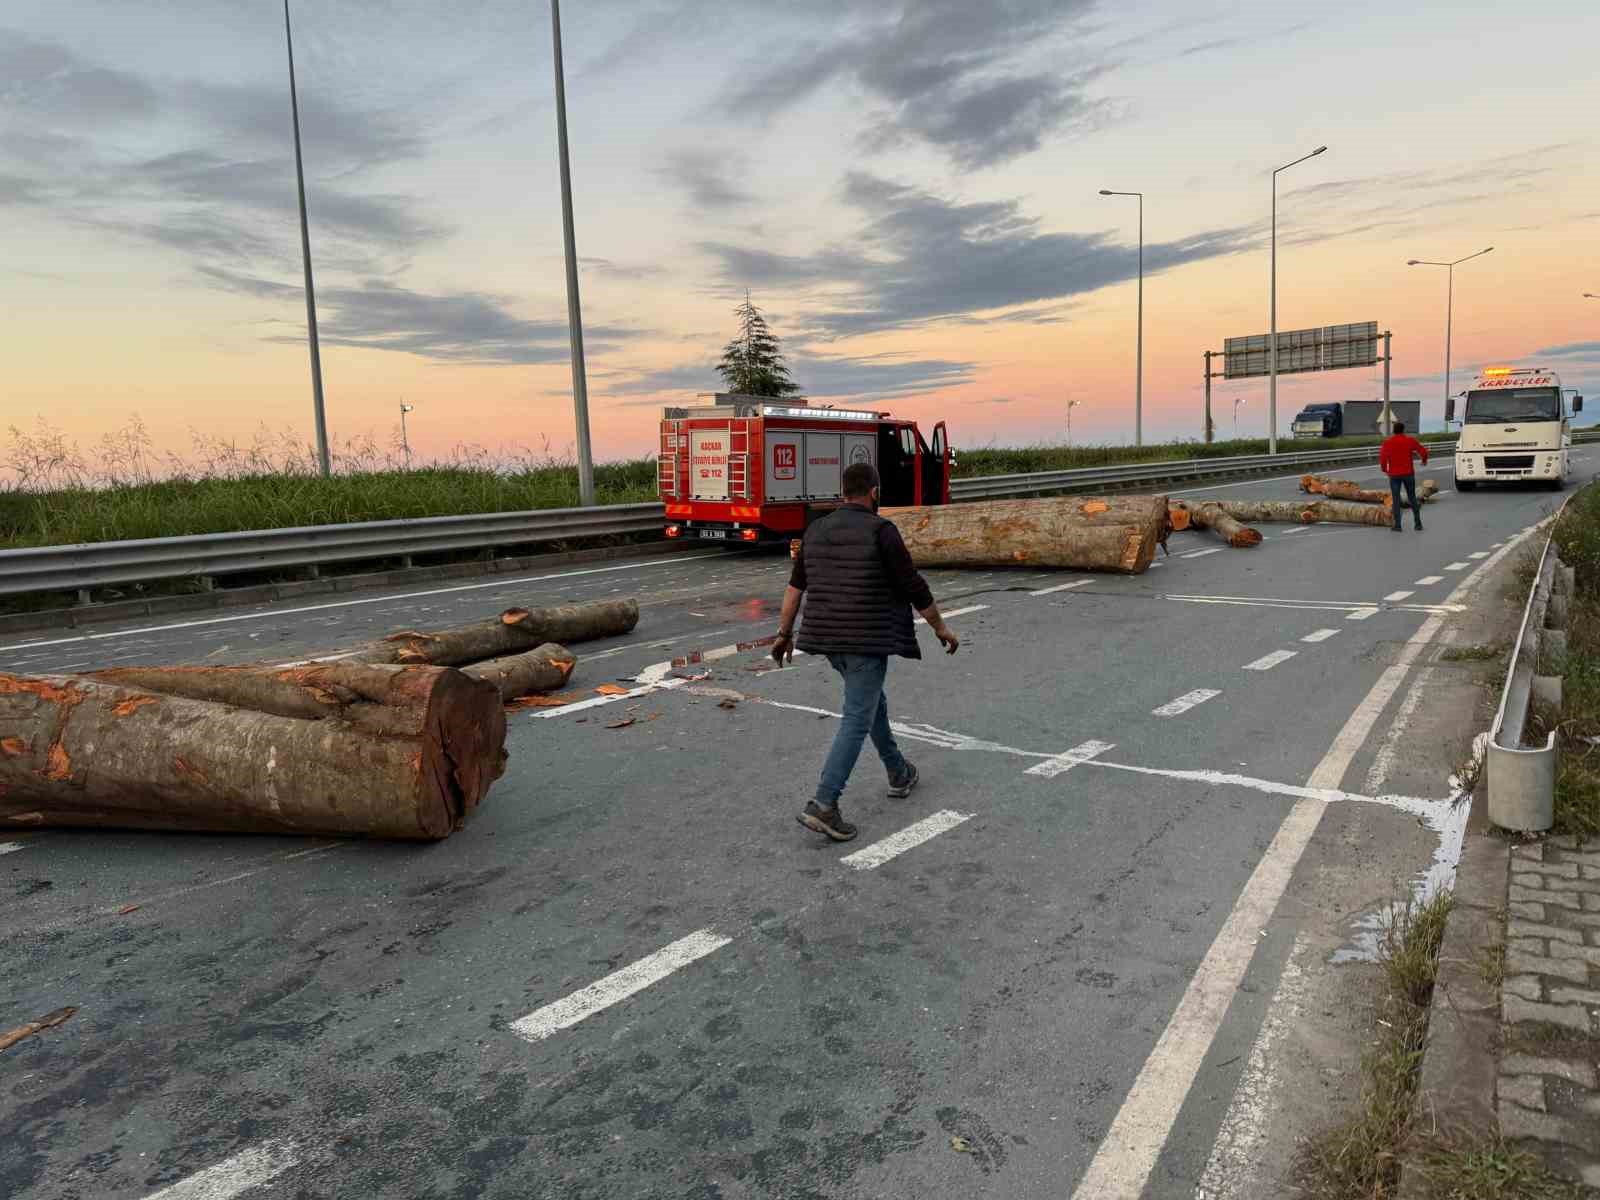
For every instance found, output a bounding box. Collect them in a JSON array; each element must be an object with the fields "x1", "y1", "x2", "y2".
[
  {"x1": 399, "y1": 402, "x2": 413, "y2": 469},
  {"x1": 1269, "y1": 145, "x2": 1327, "y2": 456},
  {"x1": 1098, "y1": 190, "x2": 1143, "y2": 446},
  {"x1": 1407, "y1": 247, "x2": 1493, "y2": 424},
  {"x1": 1234, "y1": 396, "x2": 1246, "y2": 439},
  {"x1": 1067, "y1": 399, "x2": 1082, "y2": 447},
  {"x1": 551, "y1": 0, "x2": 596, "y2": 507},
  {"x1": 284, "y1": 0, "x2": 330, "y2": 478}
]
